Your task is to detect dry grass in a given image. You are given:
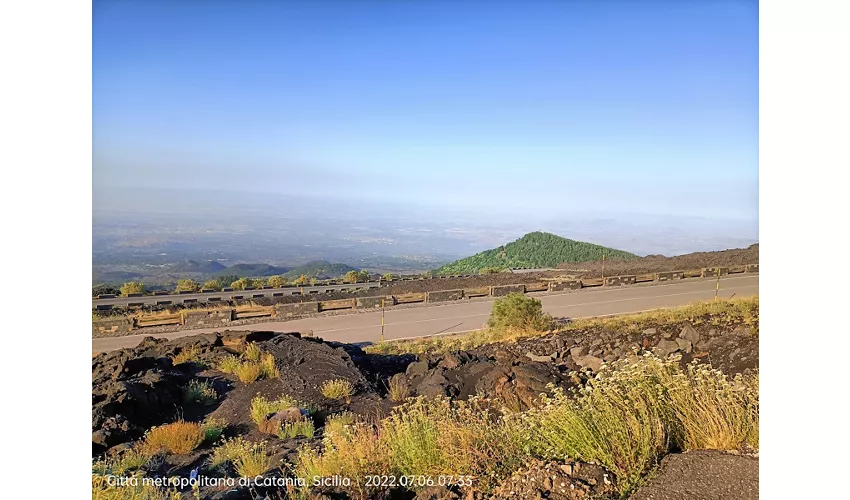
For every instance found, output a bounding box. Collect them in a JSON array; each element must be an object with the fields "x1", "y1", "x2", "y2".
[
  {"x1": 141, "y1": 420, "x2": 206, "y2": 455},
  {"x1": 171, "y1": 345, "x2": 203, "y2": 366},
  {"x1": 320, "y1": 379, "x2": 355, "y2": 401},
  {"x1": 217, "y1": 346, "x2": 279, "y2": 384},
  {"x1": 293, "y1": 355, "x2": 759, "y2": 497},
  {"x1": 324, "y1": 412, "x2": 357, "y2": 437},
  {"x1": 233, "y1": 362, "x2": 264, "y2": 384},
  {"x1": 387, "y1": 376, "x2": 410, "y2": 402},
  {"x1": 208, "y1": 437, "x2": 272, "y2": 477},
  {"x1": 92, "y1": 474, "x2": 181, "y2": 500},
  {"x1": 522, "y1": 355, "x2": 758, "y2": 495},
  {"x1": 244, "y1": 342, "x2": 262, "y2": 362},
  {"x1": 367, "y1": 296, "x2": 759, "y2": 355},
  {"x1": 279, "y1": 420, "x2": 315, "y2": 439},
  {"x1": 217, "y1": 354, "x2": 241, "y2": 374}
]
